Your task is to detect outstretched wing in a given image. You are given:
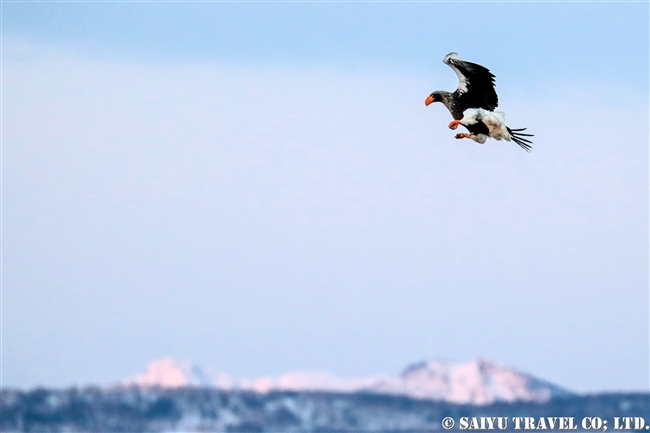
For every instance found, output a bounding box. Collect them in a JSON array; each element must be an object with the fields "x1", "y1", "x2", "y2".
[{"x1": 443, "y1": 52, "x2": 499, "y2": 111}]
